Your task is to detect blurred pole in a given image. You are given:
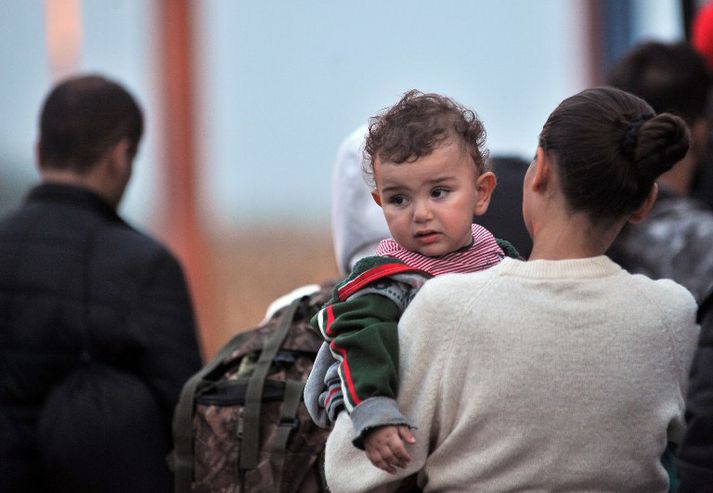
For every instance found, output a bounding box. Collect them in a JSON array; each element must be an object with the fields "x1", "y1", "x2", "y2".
[
  {"x1": 583, "y1": 0, "x2": 606, "y2": 86},
  {"x1": 682, "y1": 0, "x2": 695, "y2": 40},
  {"x1": 44, "y1": 0, "x2": 82, "y2": 81},
  {"x1": 601, "y1": 0, "x2": 636, "y2": 77},
  {"x1": 157, "y1": 0, "x2": 214, "y2": 360}
]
